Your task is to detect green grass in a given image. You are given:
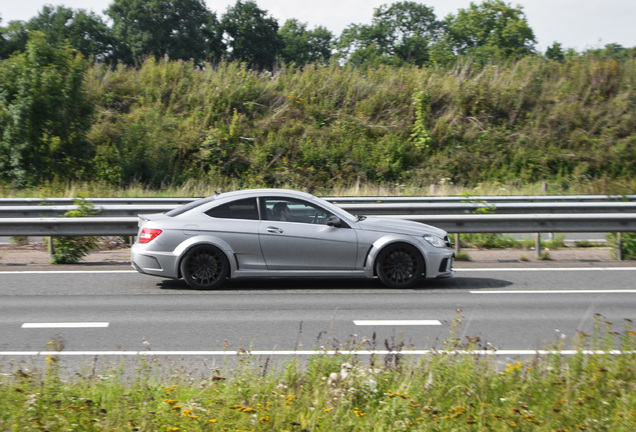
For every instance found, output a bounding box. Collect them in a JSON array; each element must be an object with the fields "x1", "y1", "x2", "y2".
[{"x1": 1, "y1": 316, "x2": 635, "y2": 431}]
